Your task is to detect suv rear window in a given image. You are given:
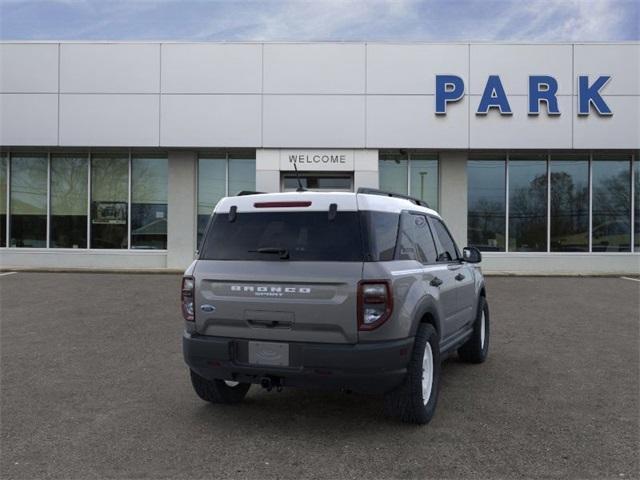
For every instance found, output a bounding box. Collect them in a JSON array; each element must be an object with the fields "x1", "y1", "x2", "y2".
[{"x1": 200, "y1": 211, "x2": 364, "y2": 261}]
